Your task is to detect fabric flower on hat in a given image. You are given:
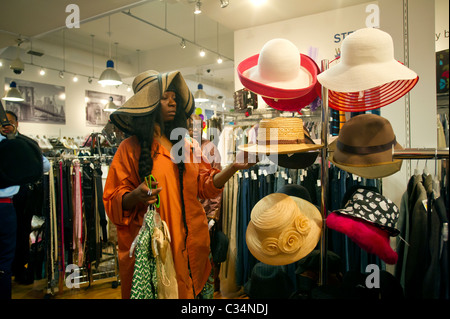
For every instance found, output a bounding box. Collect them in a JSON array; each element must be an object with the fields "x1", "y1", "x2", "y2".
[{"x1": 246, "y1": 193, "x2": 322, "y2": 266}]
